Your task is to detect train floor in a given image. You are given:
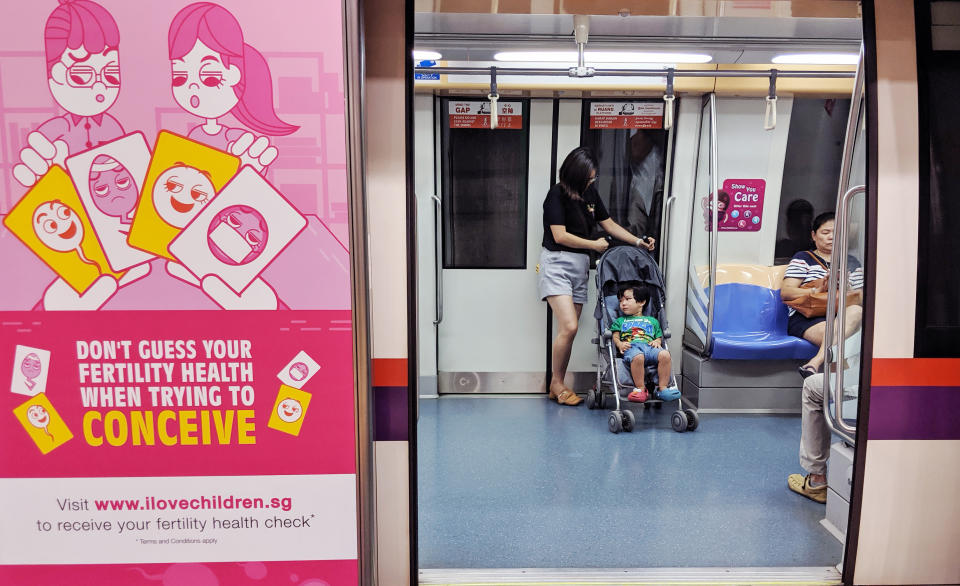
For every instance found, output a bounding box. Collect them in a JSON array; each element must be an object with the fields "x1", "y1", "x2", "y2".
[{"x1": 417, "y1": 395, "x2": 842, "y2": 569}]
